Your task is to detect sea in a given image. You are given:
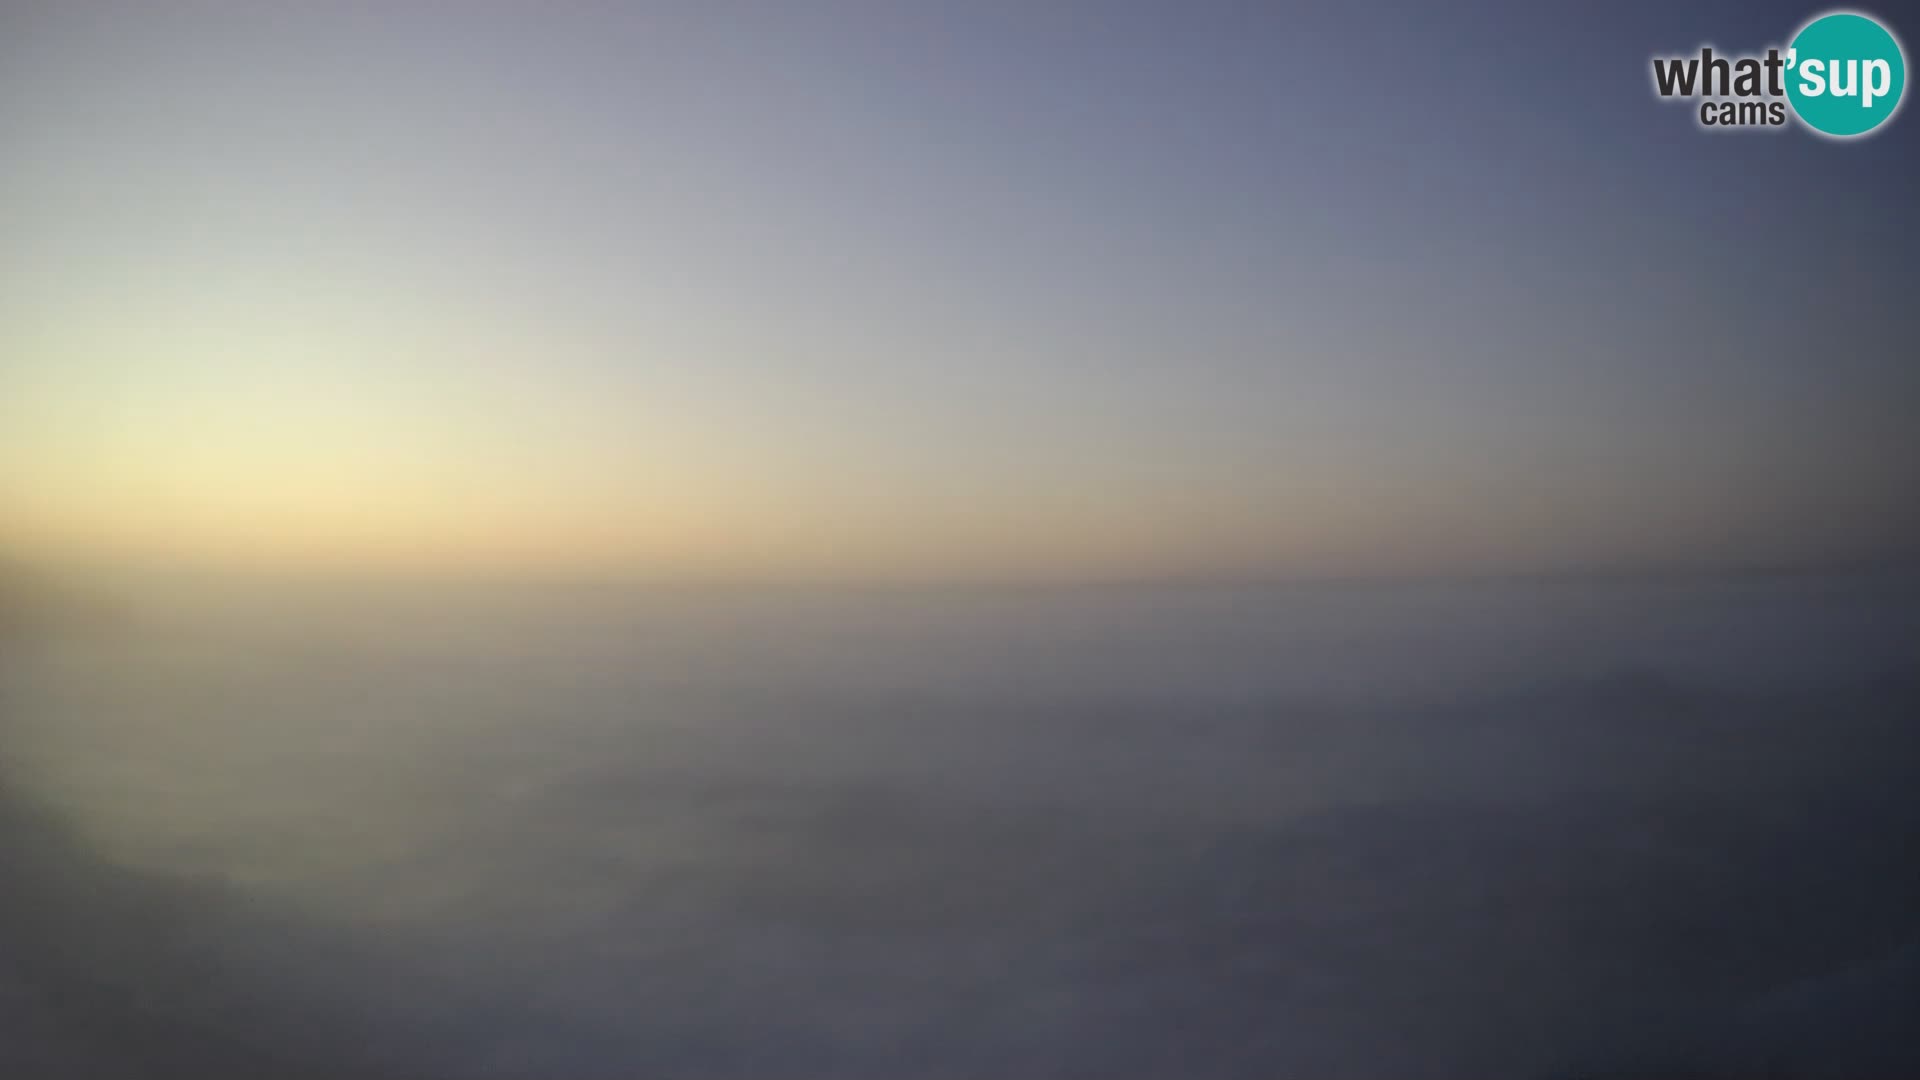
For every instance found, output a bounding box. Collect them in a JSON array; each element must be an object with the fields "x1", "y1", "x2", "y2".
[{"x1": 3, "y1": 573, "x2": 1917, "y2": 1078}]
